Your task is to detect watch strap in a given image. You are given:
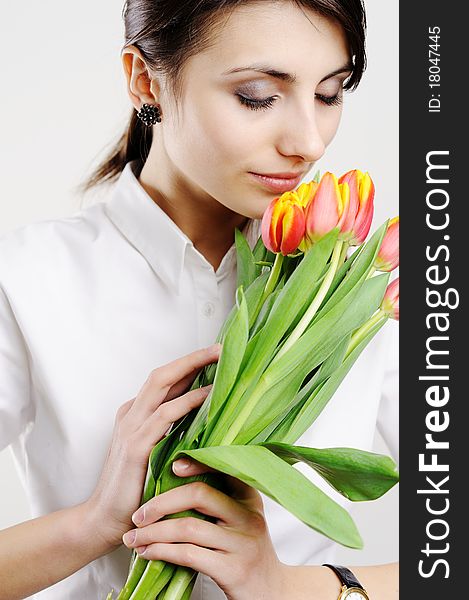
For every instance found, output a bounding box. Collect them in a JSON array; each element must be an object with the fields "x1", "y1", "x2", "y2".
[{"x1": 322, "y1": 564, "x2": 365, "y2": 590}]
